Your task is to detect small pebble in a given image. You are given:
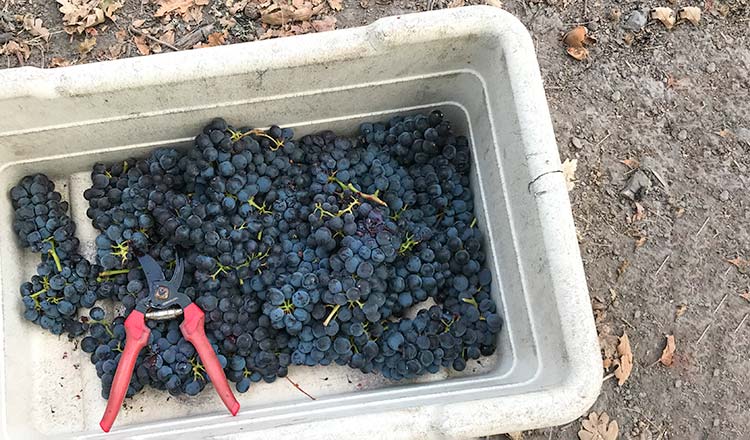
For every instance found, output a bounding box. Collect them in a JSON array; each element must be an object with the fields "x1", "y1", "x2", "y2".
[
  {"x1": 713, "y1": 418, "x2": 721, "y2": 427},
  {"x1": 719, "y1": 190, "x2": 730, "y2": 201},
  {"x1": 713, "y1": 369, "x2": 720, "y2": 377},
  {"x1": 571, "y1": 137, "x2": 584, "y2": 149},
  {"x1": 677, "y1": 129, "x2": 688, "y2": 141},
  {"x1": 611, "y1": 90, "x2": 622, "y2": 102},
  {"x1": 622, "y1": 10, "x2": 647, "y2": 31},
  {"x1": 706, "y1": 62, "x2": 717, "y2": 73},
  {"x1": 634, "y1": 310, "x2": 641, "y2": 319},
  {"x1": 674, "y1": 379, "x2": 682, "y2": 388}
]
